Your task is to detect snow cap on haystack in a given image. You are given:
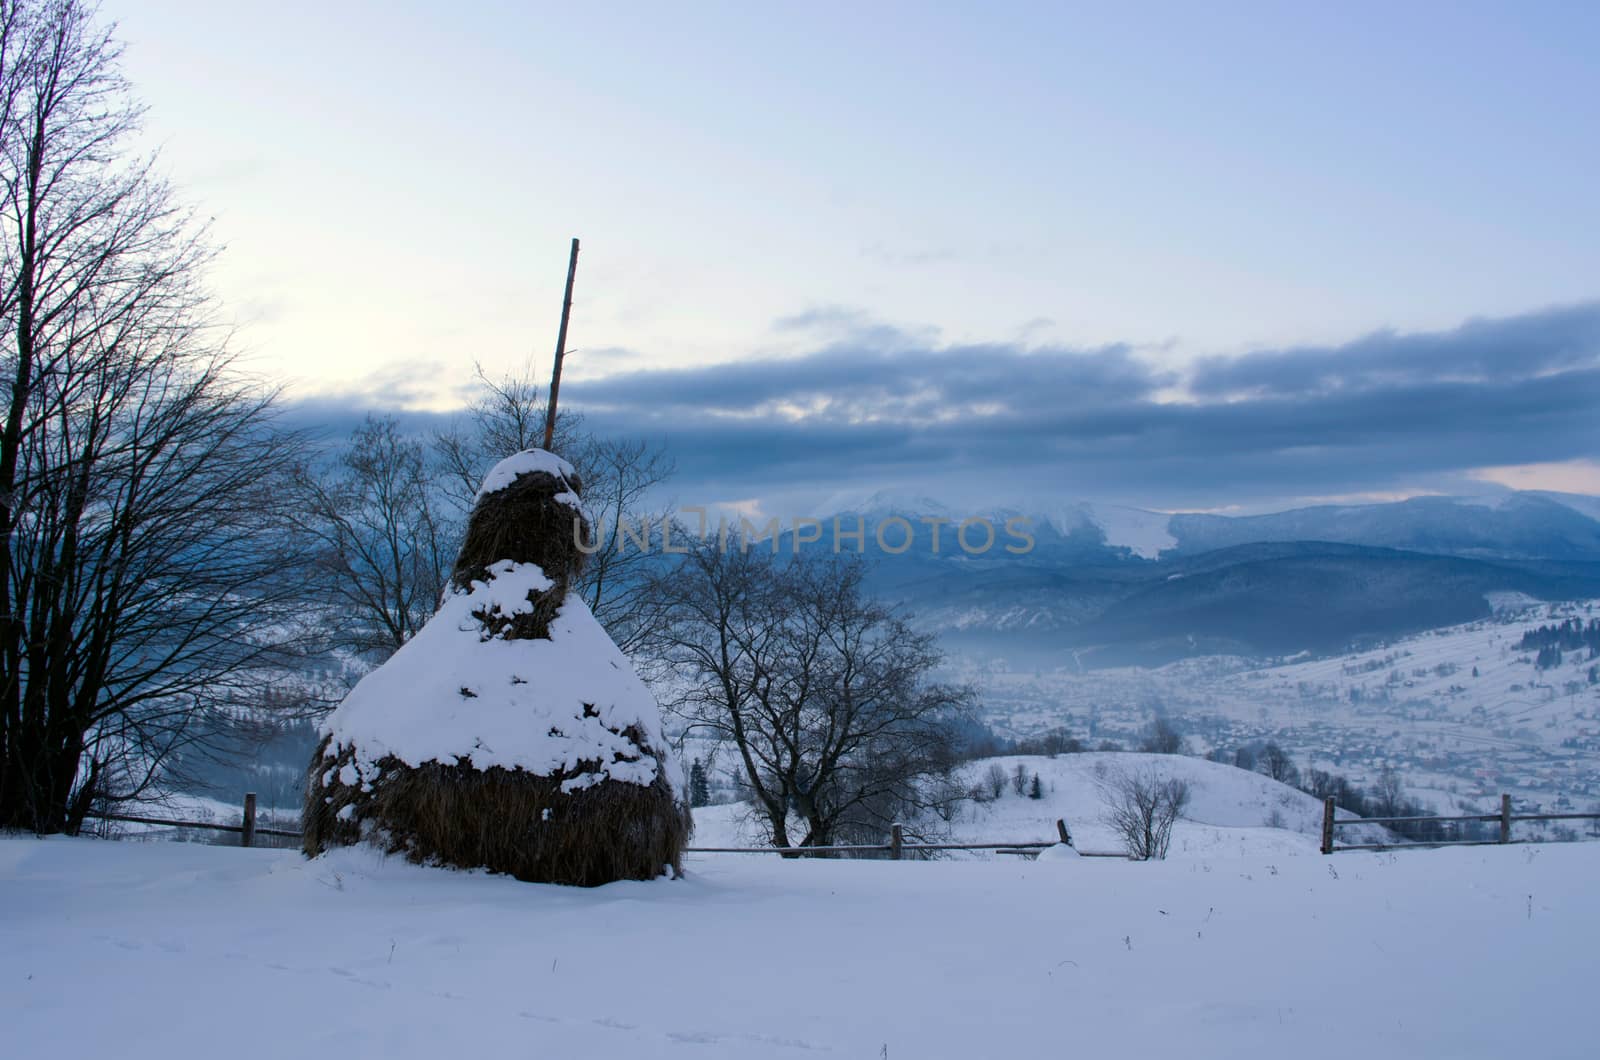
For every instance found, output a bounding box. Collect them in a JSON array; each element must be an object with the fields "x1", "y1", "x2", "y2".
[{"x1": 302, "y1": 448, "x2": 689, "y2": 885}]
